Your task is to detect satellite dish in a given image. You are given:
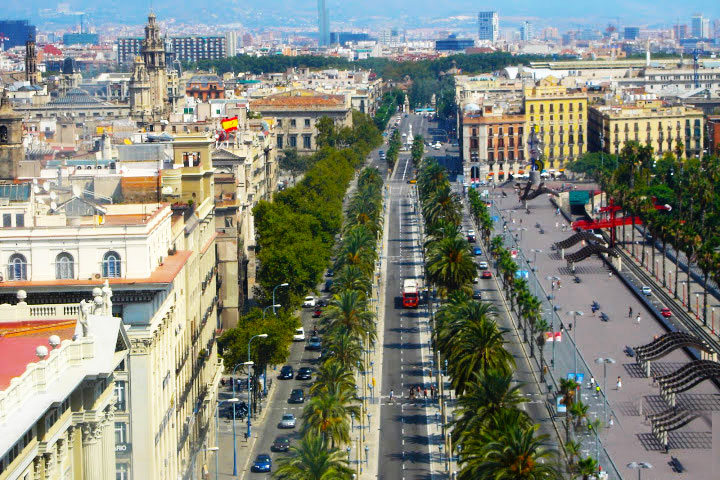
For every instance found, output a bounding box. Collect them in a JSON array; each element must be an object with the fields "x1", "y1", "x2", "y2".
[
  {"x1": 32, "y1": 185, "x2": 40, "y2": 194},
  {"x1": 42, "y1": 182, "x2": 50, "y2": 192},
  {"x1": 72, "y1": 185, "x2": 82, "y2": 197},
  {"x1": 32, "y1": 178, "x2": 38, "y2": 184},
  {"x1": 50, "y1": 201, "x2": 58, "y2": 211},
  {"x1": 49, "y1": 191, "x2": 57, "y2": 201}
]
